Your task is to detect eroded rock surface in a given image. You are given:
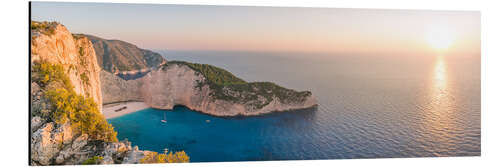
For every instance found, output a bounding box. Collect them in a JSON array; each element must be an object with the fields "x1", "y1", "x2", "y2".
[
  {"x1": 31, "y1": 22, "x2": 102, "y2": 111},
  {"x1": 30, "y1": 21, "x2": 145, "y2": 165},
  {"x1": 101, "y1": 63, "x2": 318, "y2": 116}
]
